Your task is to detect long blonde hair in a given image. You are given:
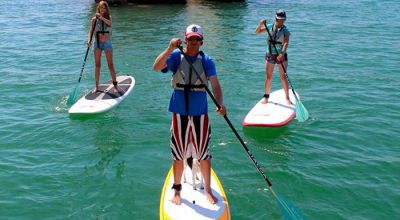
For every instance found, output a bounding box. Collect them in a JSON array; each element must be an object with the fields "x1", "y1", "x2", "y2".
[{"x1": 96, "y1": 1, "x2": 110, "y2": 20}]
